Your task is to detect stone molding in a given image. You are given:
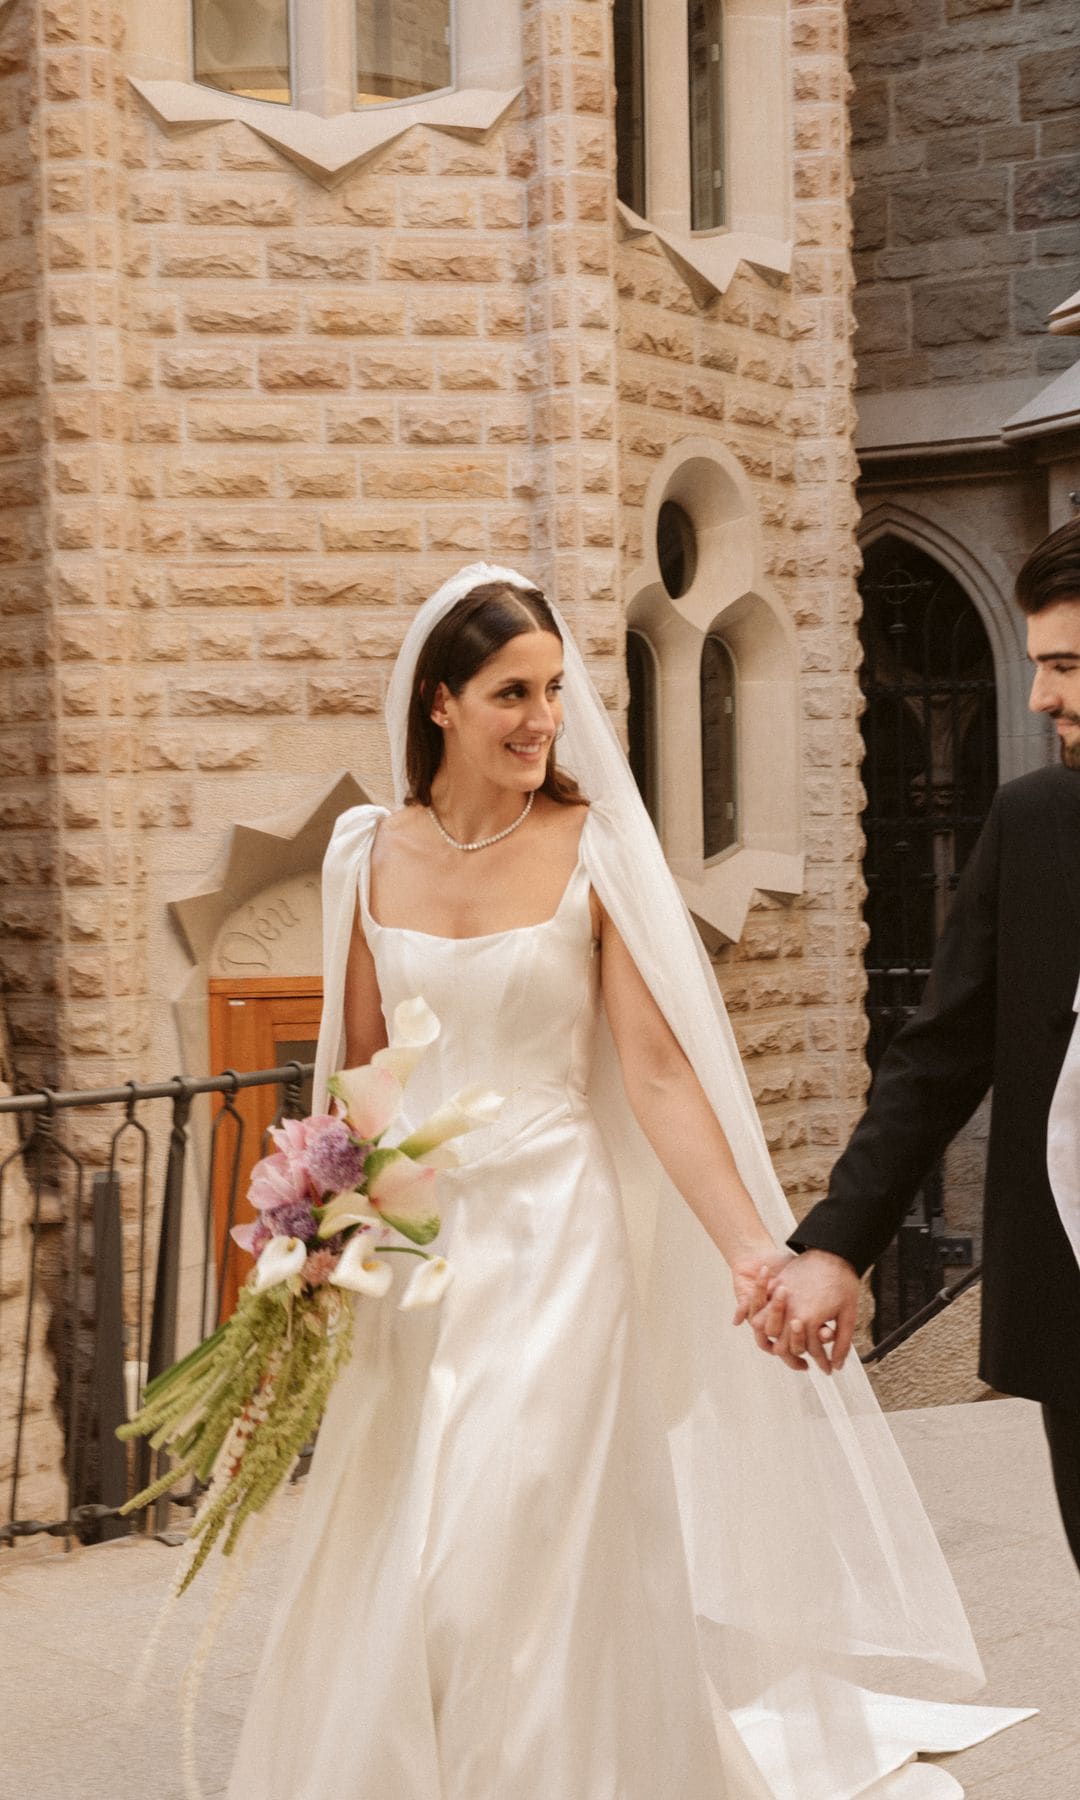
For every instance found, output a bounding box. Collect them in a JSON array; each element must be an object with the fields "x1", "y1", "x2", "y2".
[
  {"x1": 615, "y1": 201, "x2": 792, "y2": 307},
  {"x1": 625, "y1": 438, "x2": 804, "y2": 945},
  {"x1": 129, "y1": 79, "x2": 523, "y2": 185}
]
